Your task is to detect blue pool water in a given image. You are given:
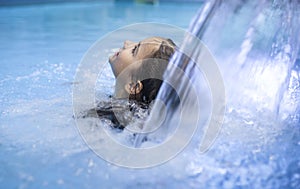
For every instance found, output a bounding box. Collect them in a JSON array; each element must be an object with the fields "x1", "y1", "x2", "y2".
[
  {"x1": 0, "y1": 1, "x2": 201, "y2": 188},
  {"x1": 1, "y1": 0, "x2": 300, "y2": 188}
]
